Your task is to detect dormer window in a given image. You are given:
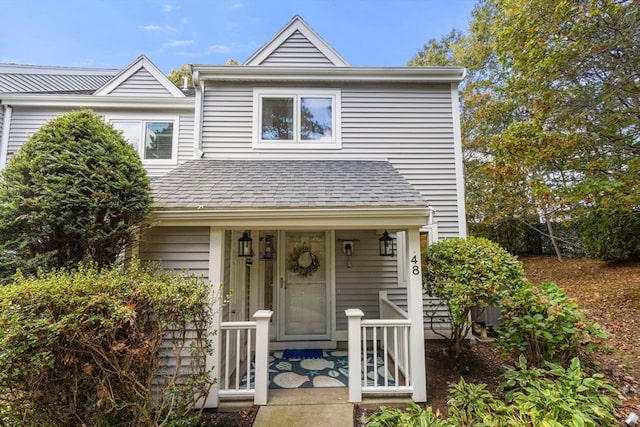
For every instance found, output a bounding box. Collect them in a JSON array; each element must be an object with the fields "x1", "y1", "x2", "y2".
[{"x1": 253, "y1": 88, "x2": 341, "y2": 149}]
